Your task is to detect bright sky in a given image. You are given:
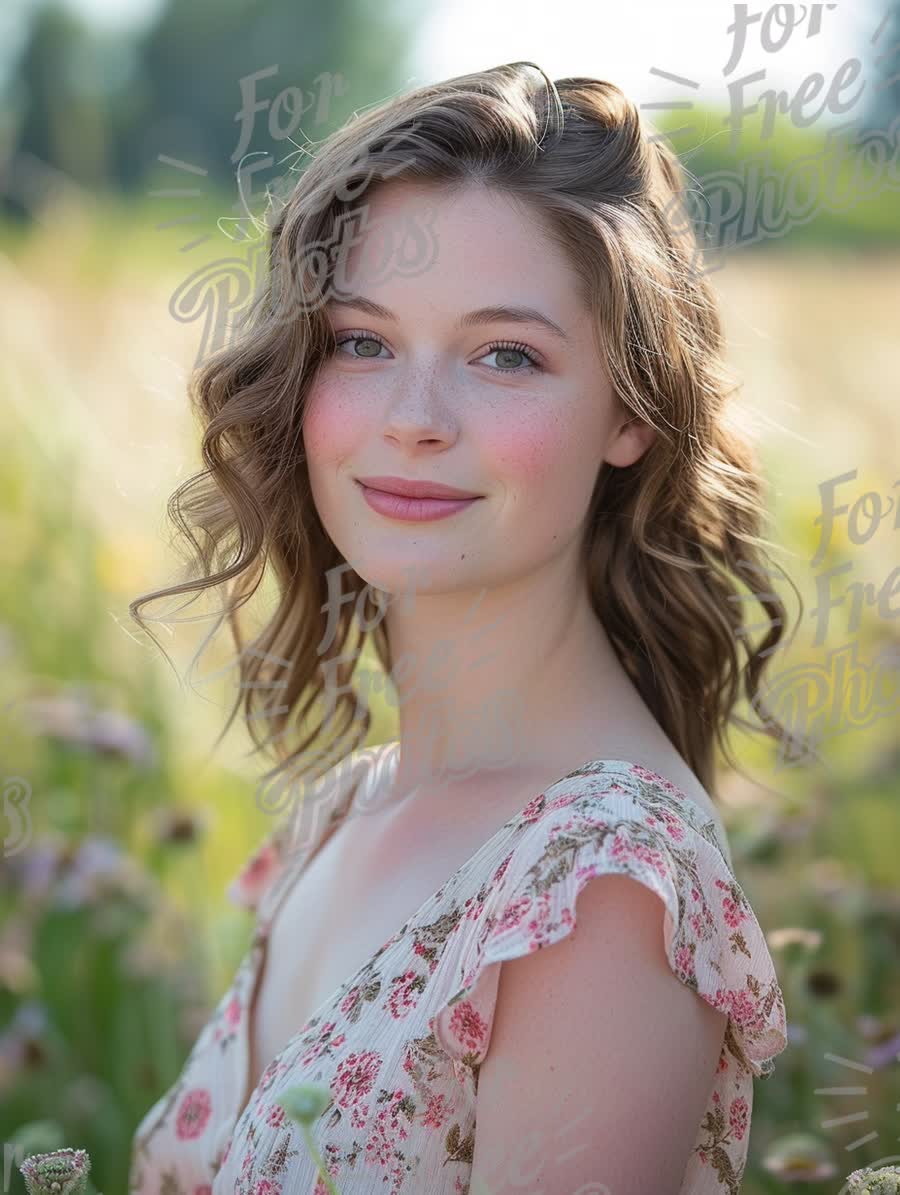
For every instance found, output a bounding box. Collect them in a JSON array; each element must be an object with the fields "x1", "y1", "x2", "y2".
[{"x1": 53, "y1": 0, "x2": 891, "y2": 129}]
